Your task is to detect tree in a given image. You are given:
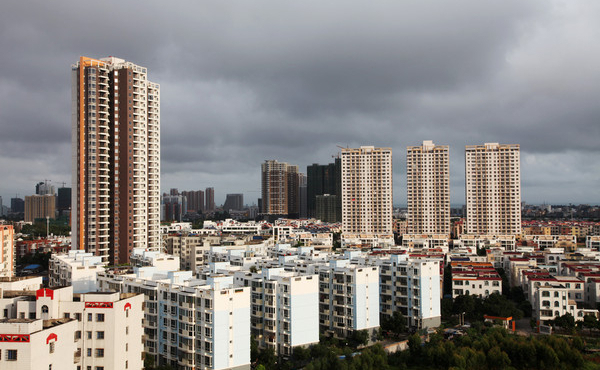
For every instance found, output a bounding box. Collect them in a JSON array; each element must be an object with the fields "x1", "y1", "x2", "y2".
[{"x1": 381, "y1": 311, "x2": 407, "y2": 337}]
